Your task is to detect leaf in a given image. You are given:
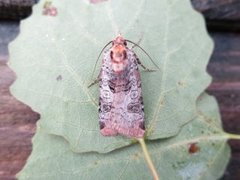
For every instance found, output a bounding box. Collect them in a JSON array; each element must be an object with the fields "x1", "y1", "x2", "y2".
[
  {"x1": 18, "y1": 93, "x2": 230, "y2": 180},
  {"x1": 9, "y1": 0, "x2": 213, "y2": 152}
]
